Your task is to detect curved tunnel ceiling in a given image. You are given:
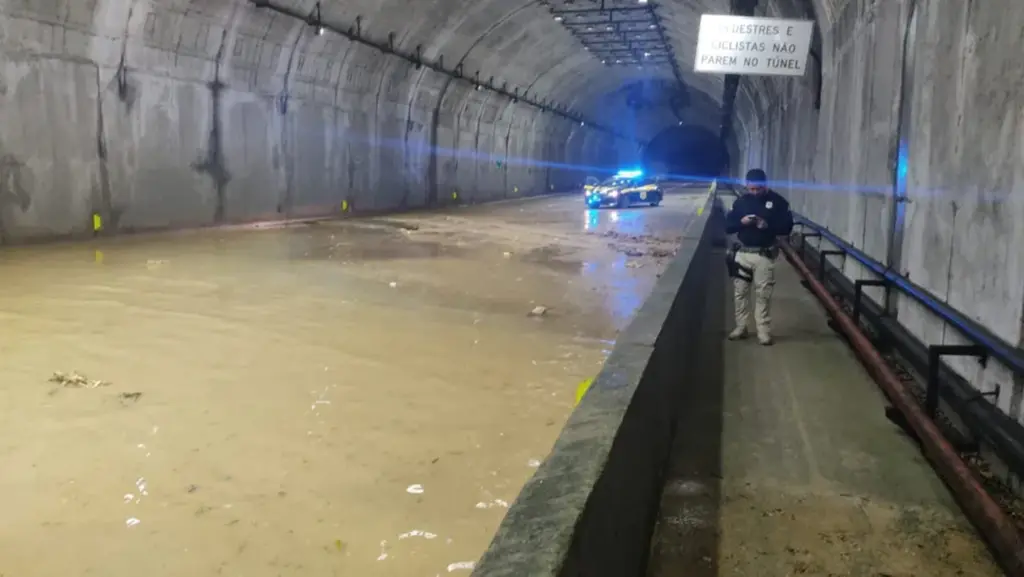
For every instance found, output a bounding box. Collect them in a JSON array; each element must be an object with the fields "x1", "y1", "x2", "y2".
[
  {"x1": 217, "y1": 0, "x2": 827, "y2": 142},
  {"x1": 3, "y1": 0, "x2": 826, "y2": 181}
]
